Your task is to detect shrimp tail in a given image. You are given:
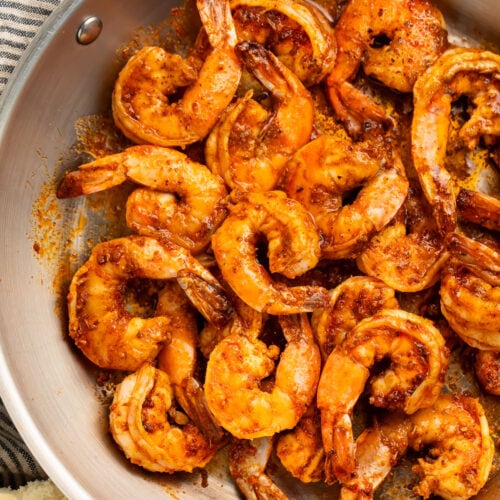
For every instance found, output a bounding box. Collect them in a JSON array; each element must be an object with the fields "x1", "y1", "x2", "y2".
[
  {"x1": 177, "y1": 269, "x2": 233, "y2": 327},
  {"x1": 174, "y1": 377, "x2": 227, "y2": 445},
  {"x1": 235, "y1": 41, "x2": 288, "y2": 98},
  {"x1": 197, "y1": 0, "x2": 237, "y2": 47},
  {"x1": 57, "y1": 157, "x2": 127, "y2": 198}
]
